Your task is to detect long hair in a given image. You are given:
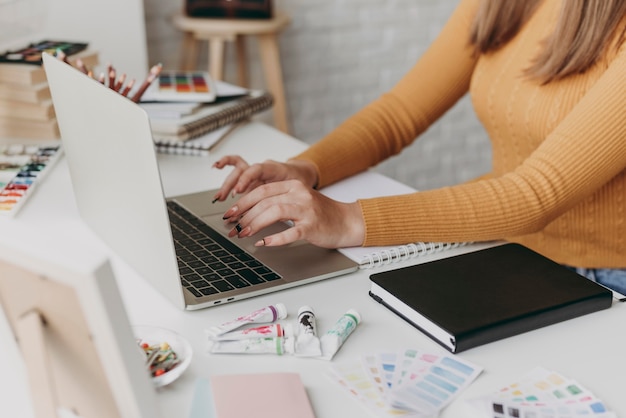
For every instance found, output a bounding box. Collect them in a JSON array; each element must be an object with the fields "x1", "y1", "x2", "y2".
[{"x1": 469, "y1": 0, "x2": 626, "y2": 83}]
